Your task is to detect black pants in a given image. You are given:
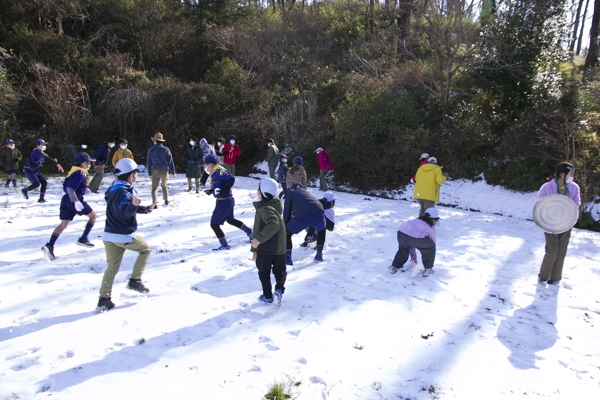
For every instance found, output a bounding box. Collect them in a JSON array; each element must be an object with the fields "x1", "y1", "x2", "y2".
[
  {"x1": 210, "y1": 220, "x2": 244, "y2": 238},
  {"x1": 392, "y1": 231, "x2": 436, "y2": 269},
  {"x1": 256, "y1": 253, "x2": 287, "y2": 299},
  {"x1": 200, "y1": 169, "x2": 209, "y2": 186},
  {"x1": 287, "y1": 227, "x2": 325, "y2": 249}
]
